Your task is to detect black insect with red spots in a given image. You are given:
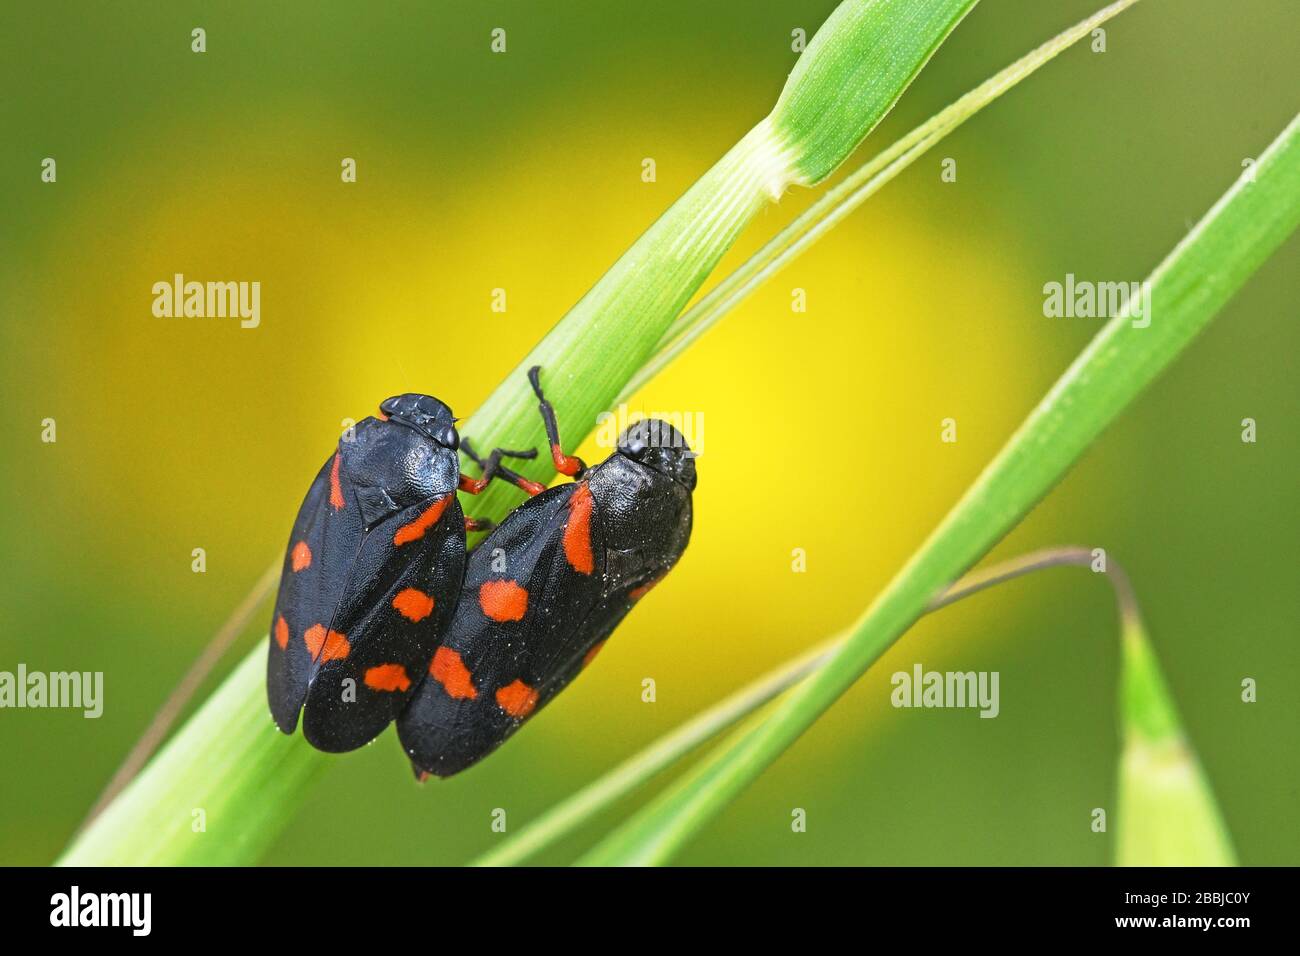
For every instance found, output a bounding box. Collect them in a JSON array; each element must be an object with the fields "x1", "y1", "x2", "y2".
[
  {"x1": 397, "y1": 367, "x2": 697, "y2": 777},
  {"x1": 266, "y1": 393, "x2": 536, "y2": 752}
]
